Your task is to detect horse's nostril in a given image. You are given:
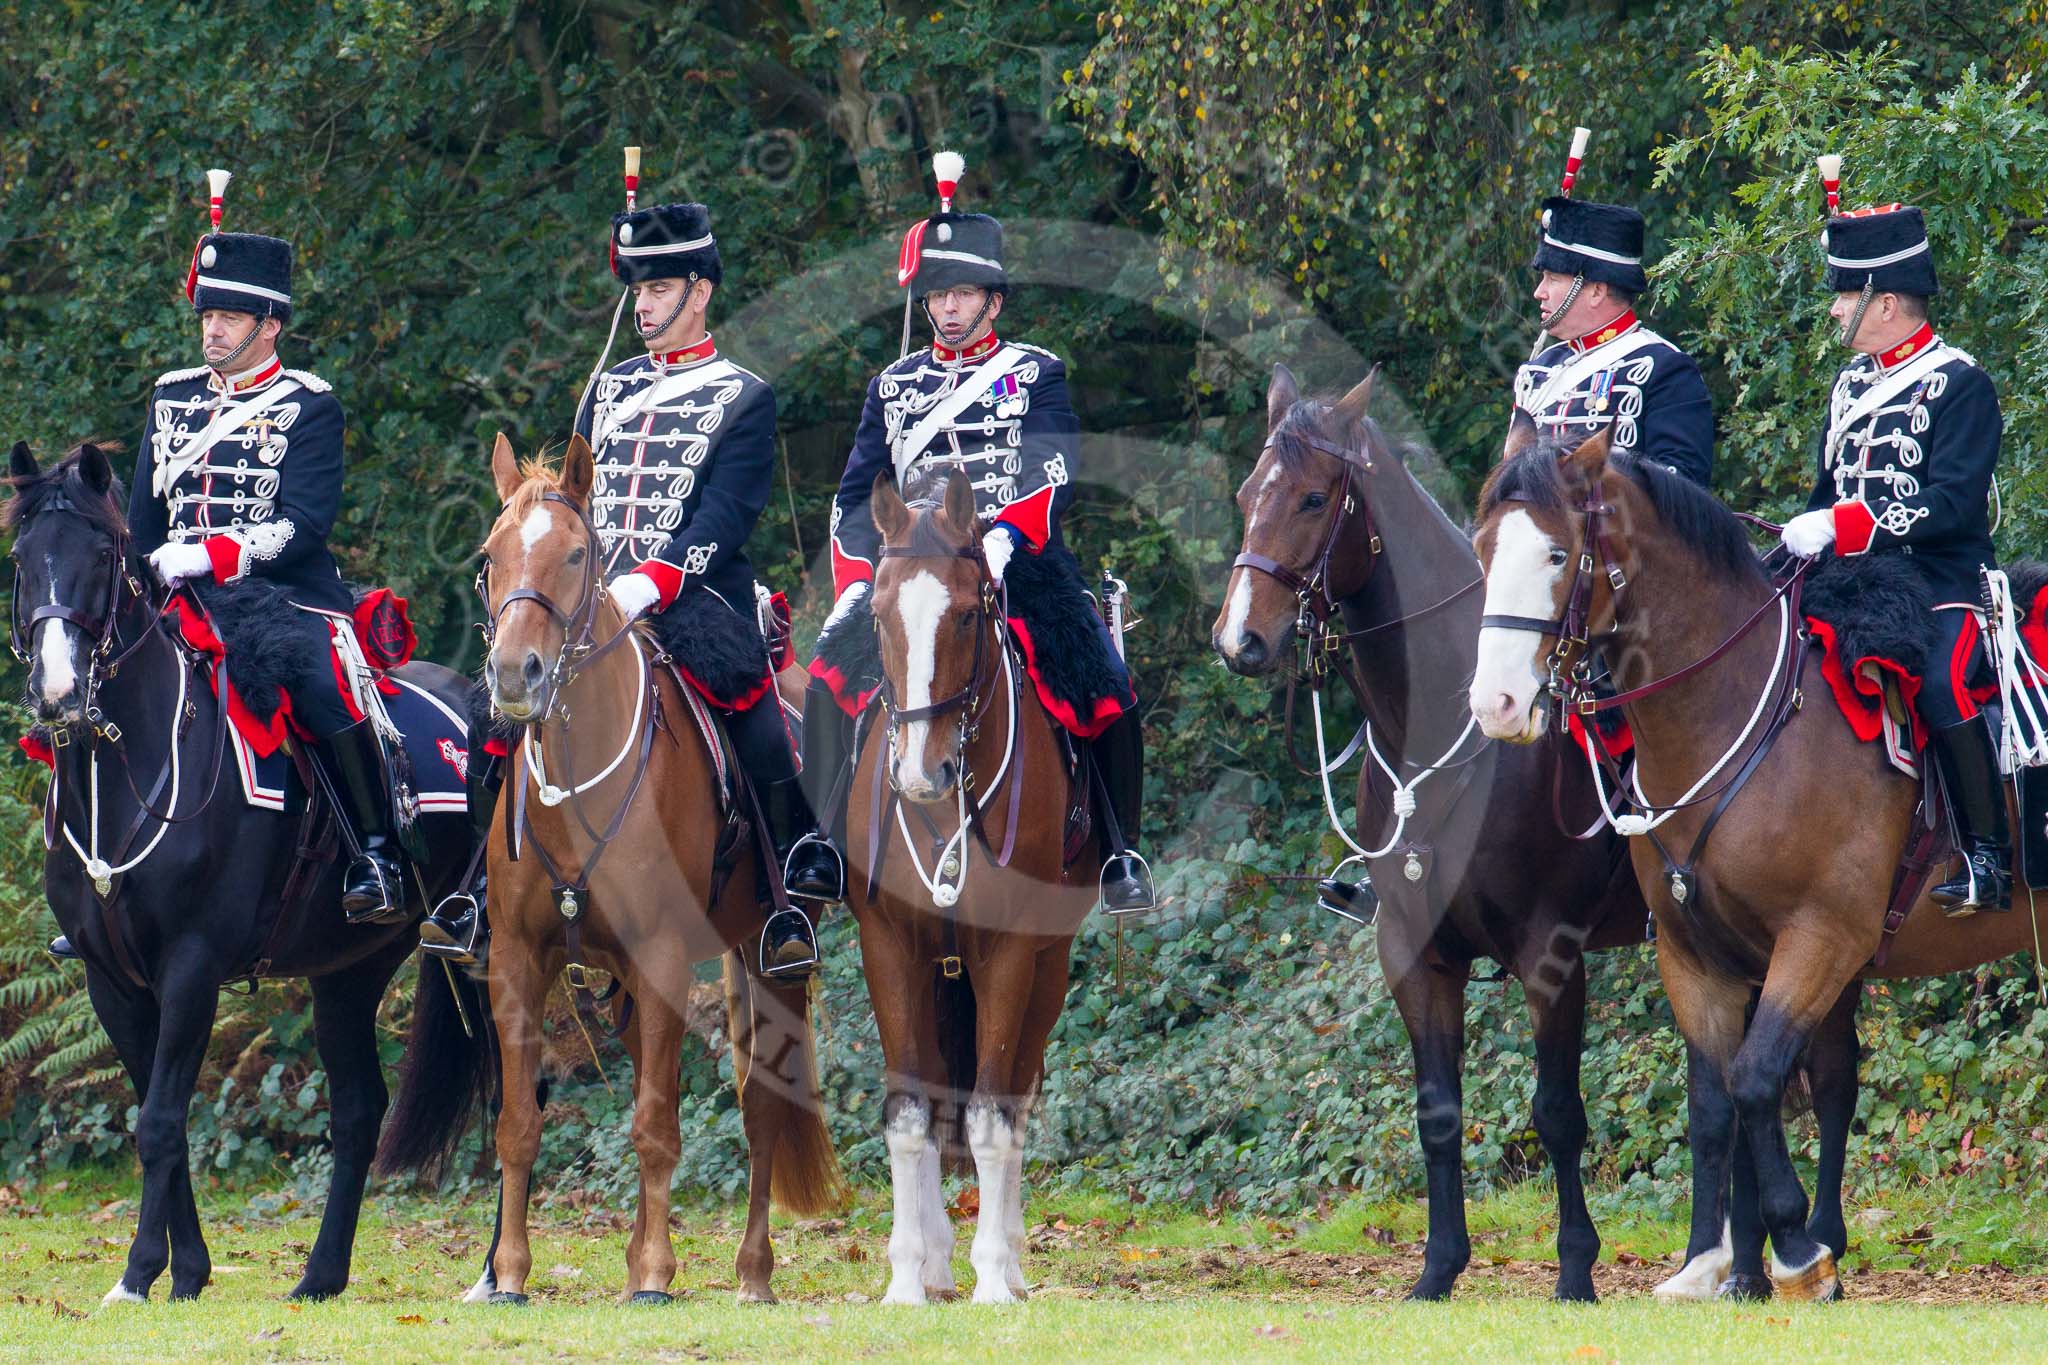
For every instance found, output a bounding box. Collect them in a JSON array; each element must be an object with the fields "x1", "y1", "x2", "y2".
[
  {"x1": 521, "y1": 652, "x2": 545, "y2": 689},
  {"x1": 1239, "y1": 634, "x2": 1267, "y2": 665}
]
